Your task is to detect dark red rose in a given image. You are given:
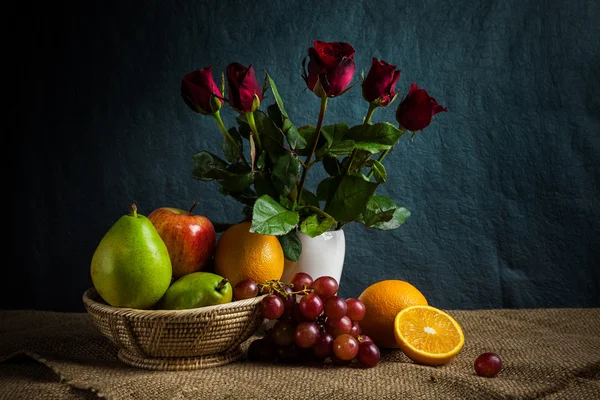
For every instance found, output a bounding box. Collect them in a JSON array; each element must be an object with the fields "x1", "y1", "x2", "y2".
[
  {"x1": 395, "y1": 83, "x2": 448, "y2": 131},
  {"x1": 362, "y1": 58, "x2": 401, "y2": 106},
  {"x1": 226, "y1": 63, "x2": 262, "y2": 113},
  {"x1": 180, "y1": 66, "x2": 223, "y2": 115},
  {"x1": 305, "y1": 40, "x2": 356, "y2": 98}
]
